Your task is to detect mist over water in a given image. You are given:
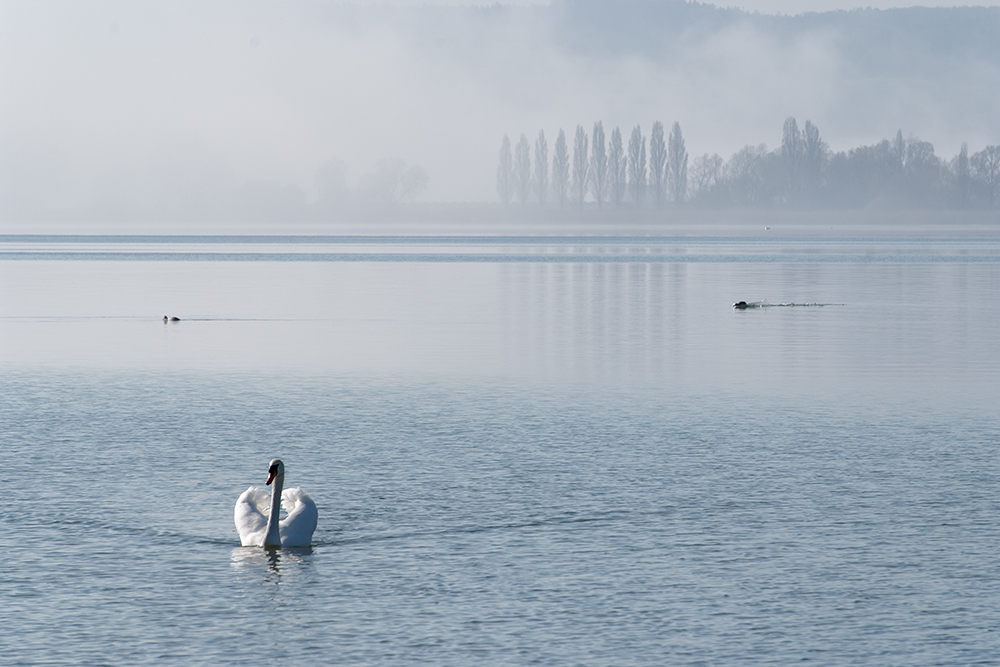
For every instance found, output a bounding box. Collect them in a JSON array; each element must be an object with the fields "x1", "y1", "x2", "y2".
[{"x1": 3, "y1": 1, "x2": 999, "y2": 220}]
